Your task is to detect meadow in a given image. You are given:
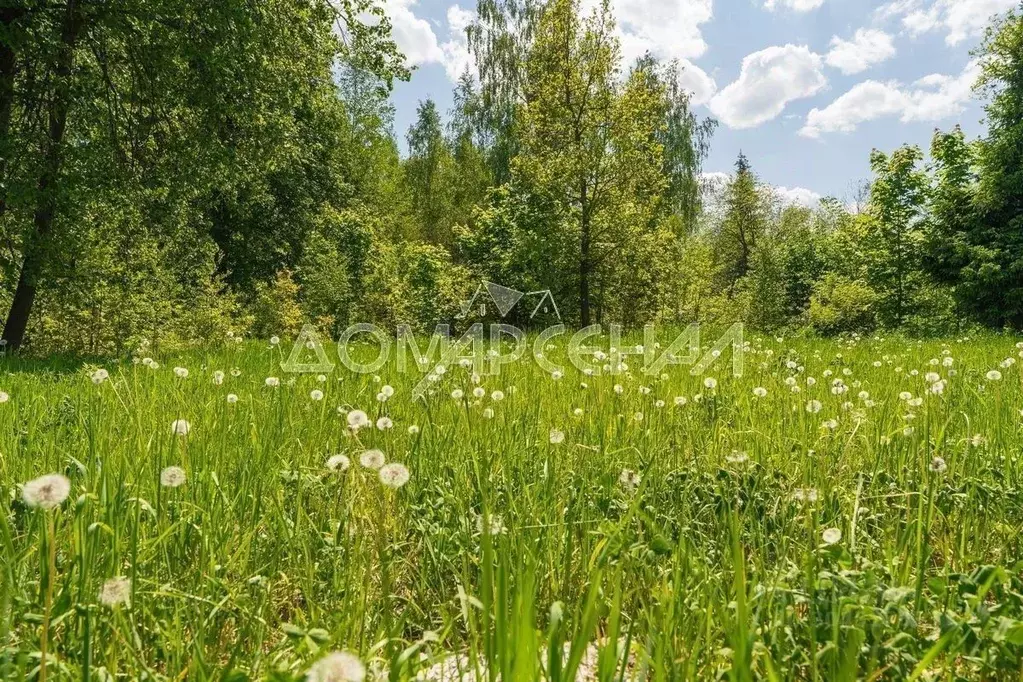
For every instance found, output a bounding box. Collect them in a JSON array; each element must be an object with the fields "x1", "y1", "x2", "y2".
[{"x1": 3, "y1": 331, "x2": 1023, "y2": 681}]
